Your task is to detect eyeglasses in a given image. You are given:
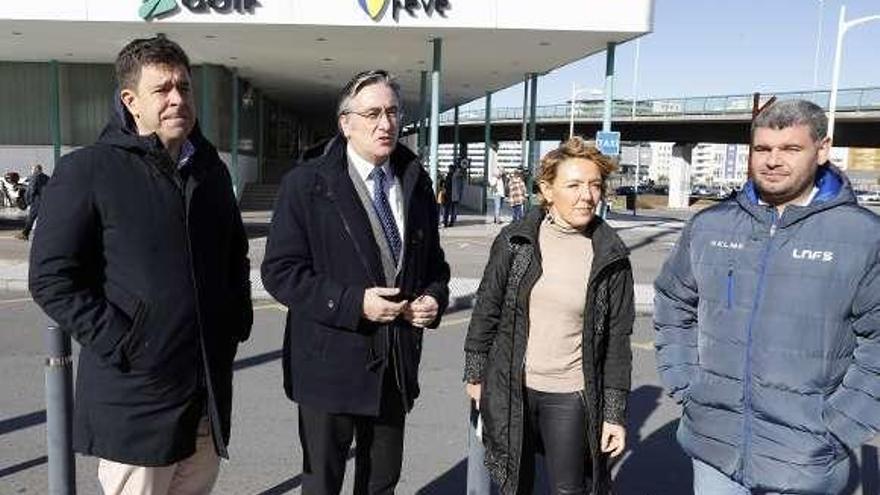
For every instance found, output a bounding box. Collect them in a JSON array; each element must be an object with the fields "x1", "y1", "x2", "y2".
[{"x1": 344, "y1": 106, "x2": 401, "y2": 123}]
